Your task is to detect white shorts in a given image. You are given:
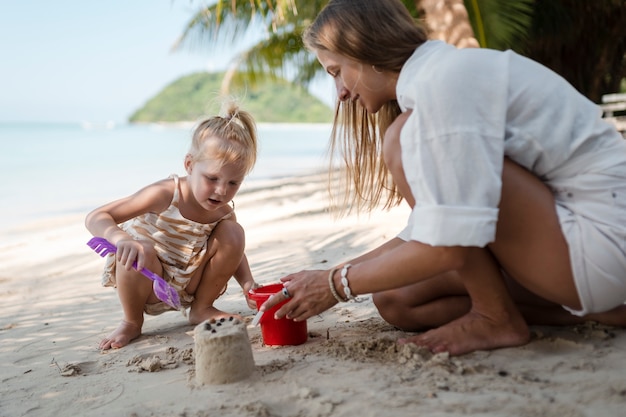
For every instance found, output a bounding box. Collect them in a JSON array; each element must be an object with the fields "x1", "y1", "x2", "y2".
[{"x1": 552, "y1": 167, "x2": 626, "y2": 315}]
